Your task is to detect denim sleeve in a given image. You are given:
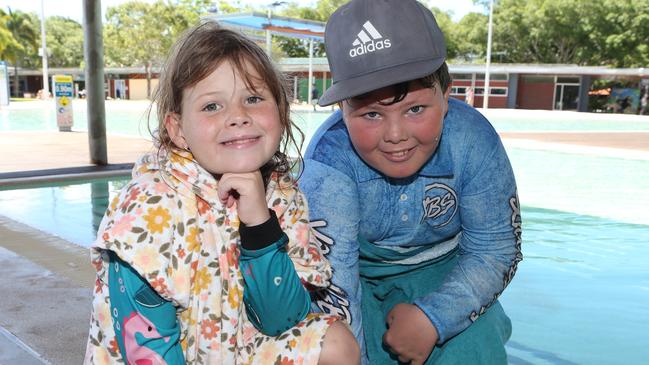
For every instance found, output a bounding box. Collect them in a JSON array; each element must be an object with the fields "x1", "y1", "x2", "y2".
[
  {"x1": 300, "y1": 159, "x2": 367, "y2": 363},
  {"x1": 239, "y1": 234, "x2": 312, "y2": 336},
  {"x1": 413, "y1": 138, "x2": 523, "y2": 343}
]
